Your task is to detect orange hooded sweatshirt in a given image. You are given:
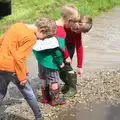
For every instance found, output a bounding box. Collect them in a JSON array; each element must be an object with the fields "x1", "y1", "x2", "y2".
[{"x1": 0, "y1": 23, "x2": 36, "y2": 81}]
